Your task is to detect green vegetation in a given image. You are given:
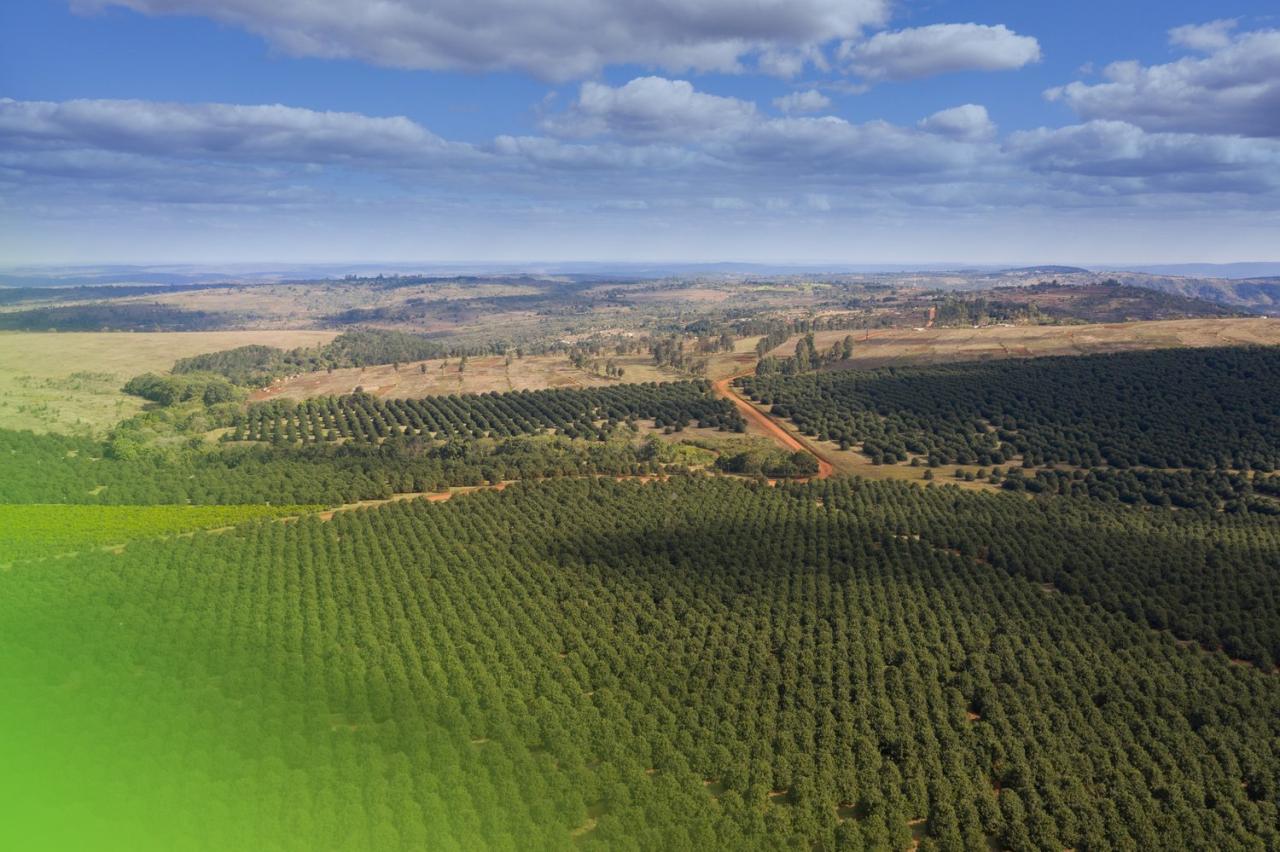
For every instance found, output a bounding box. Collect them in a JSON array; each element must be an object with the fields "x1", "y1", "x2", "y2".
[
  {"x1": 741, "y1": 347, "x2": 1280, "y2": 469},
  {"x1": 0, "y1": 502, "x2": 316, "y2": 563},
  {"x1": 987, "y1": 466, "x2": 1280, "y2": 513},
  {"x1": 755, "y1": 332, "x2": 856, "y2": 376},
  {"x1": 123, "y1": 371, "x2": 245, "y2": 406},
  {"x1": 0, "y1": 428, "x2": 716, "y2": 506},
  {"x1": 229, "y1": 381, "x2": 744, "y2": 443},
  {"x1": 0, "y1": 303, "x2": 229, "y2": 331},
  {"x1": 170, "y1": 330, "x2": 453, "y2": 387},
  {"x1": 3, "y1": 477, "x2": 1278, "y2": 850}
]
